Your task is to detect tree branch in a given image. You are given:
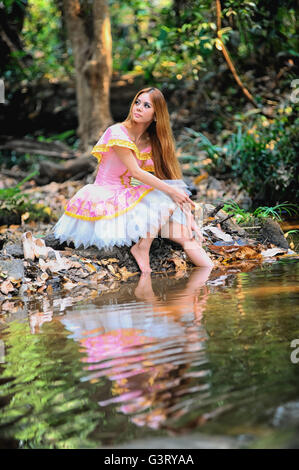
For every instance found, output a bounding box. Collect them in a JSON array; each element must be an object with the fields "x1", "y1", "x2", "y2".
[{"x1": 215, "y1": 0, "x2": 258, "y2": 108}]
